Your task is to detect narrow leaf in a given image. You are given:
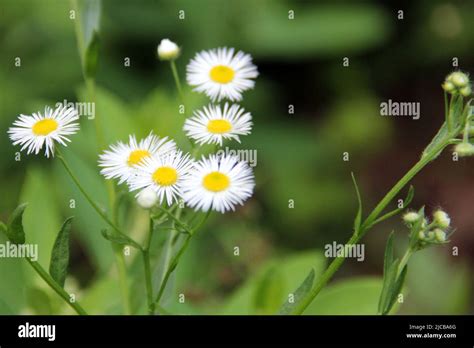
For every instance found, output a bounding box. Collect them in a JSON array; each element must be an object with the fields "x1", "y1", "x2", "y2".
[
  {"x1": 279, "y1": 268, "x2": 315, "y2": 315},
  {"x1": 76, "y1": 0, "x2": 101, "y2": 78},
  {"x1": 383, "y1": 232, "x2": 395, "y2": 277},
  {"x1": 253, "y1": 266, "x2": 285, "y2": 314},
  {"x1": 383, "y1": 265, "x2": 408, "y2": 315},
  {"x1": 101, "y1": 229, "x2": 142, "y2": 250},
  {"x1": 84, "y1": 32, "x2": 100, "y2": 78},
  {"x1": 421, "y1": 122, "x2": 449, "y2": 159},
  {"x1": 0, "y1": 221, "x2": 7, "y2": 235},
  {"x1": 351, "y1": 172, "x2": 362, "y2": 233},
  {"x1": 7, "y1": 203, "x2": 27, "y2": 244},
  {"x1": 49, "y1": 217, "x2": 73, "y2": 287},
  {"x1": 378, "y1": 259, "x2": 399, "y2": 314}
]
